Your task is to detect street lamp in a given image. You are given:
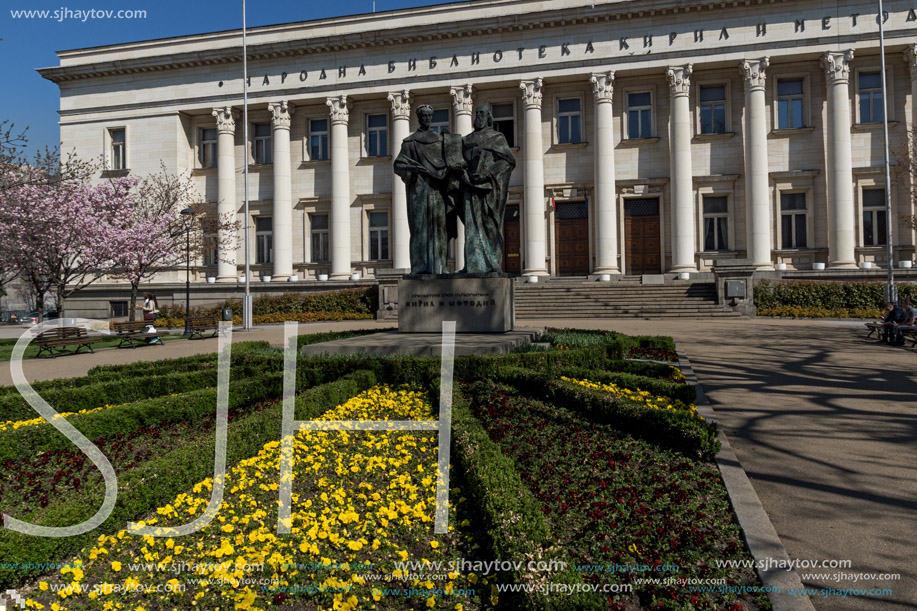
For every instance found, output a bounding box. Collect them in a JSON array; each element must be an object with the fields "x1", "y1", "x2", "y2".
[
  {"x1": 878, "y1": 0, "x2": 897, "y2": 303},
  {"x1": 180, "y1": 207, "x2": 194, "y2": 336}
]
